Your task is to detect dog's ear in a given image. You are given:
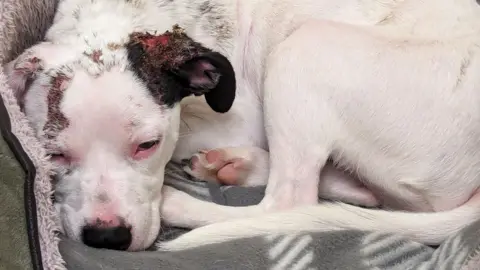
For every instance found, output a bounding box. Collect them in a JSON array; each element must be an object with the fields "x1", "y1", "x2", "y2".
[
  {"x1": 3, "y1": 53, "x2": 44, "y2": 110},
  {"x1": 126, "y1": 29, "x2": 236, "y2": 113},
  {"x1": 170, "y1": 52, "x2": 236, "y2": 113}
]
